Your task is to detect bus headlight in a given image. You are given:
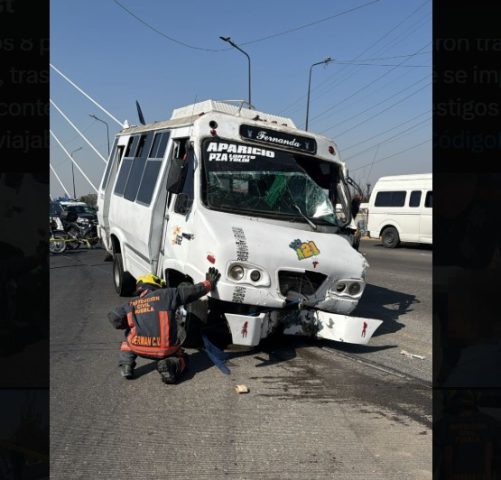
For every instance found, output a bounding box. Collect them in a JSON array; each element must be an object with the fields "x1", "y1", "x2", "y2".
[
  {"x1": 226, "y1": 262, "x2": 271, "y2": 287},
  {"x1": 229, "y1": 265, "x2": 245, "y2": 280},
  {"x1": 331, "y1": 279, "x2": 365, "y2": 298},
  {"x1": 250, "y1": 270, "x2": 261, "y2": 282}
]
